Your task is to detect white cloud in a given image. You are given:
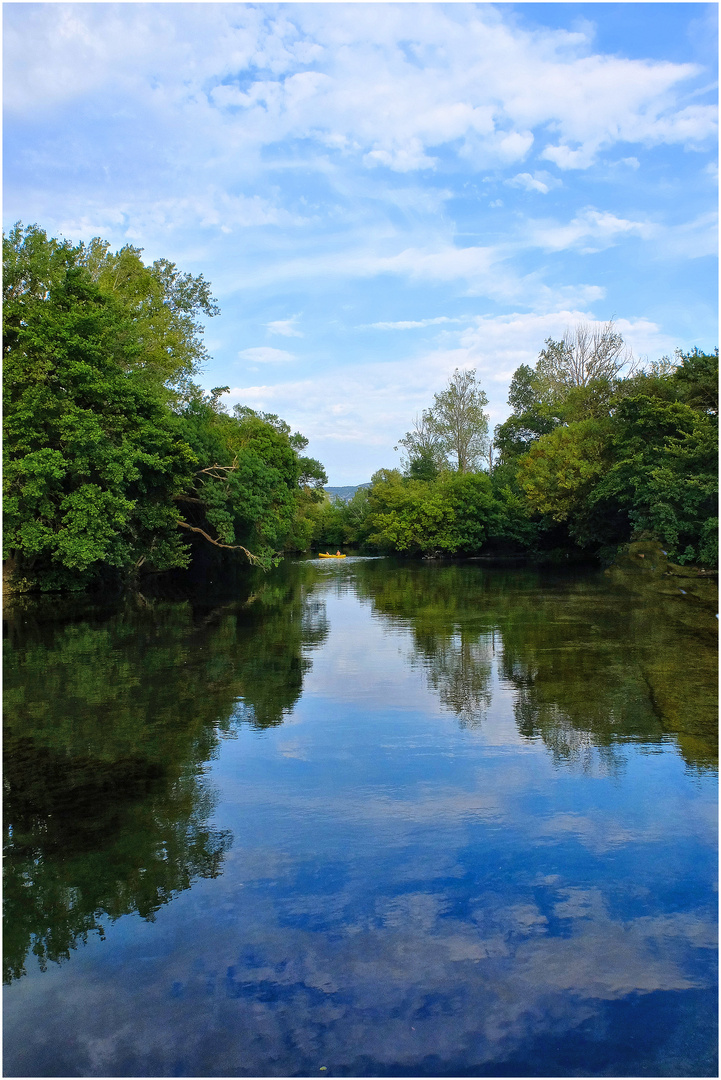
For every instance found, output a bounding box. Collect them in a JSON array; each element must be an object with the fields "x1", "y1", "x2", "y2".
[
  {"x1": 266, "y1": 316, "x2": 304, "y2": 338},
  {"x1": 238, "y1": 346, "x2": 296, "y2": 364},
  {"x1": 5, "y1": 4, "x2": 714, "y2": 174},
  {"x1": 541, "y1": 144, "x2": 598, "y2": 171},
  {"x1": 527, "y1": 208, "x2": 658, "y2": 252},
  {"x1": 506, "y1": 171, "x2": 560, "y2": 195},
  {"x1": 650, "y1": 210, "x2": 719, "y2": 260},
  {"x1": 363, "y1": 317, "x2": 462, "y2": 330},
  {"x1": 4, "y1": 3, "x2": 715, "y2": 484}
]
